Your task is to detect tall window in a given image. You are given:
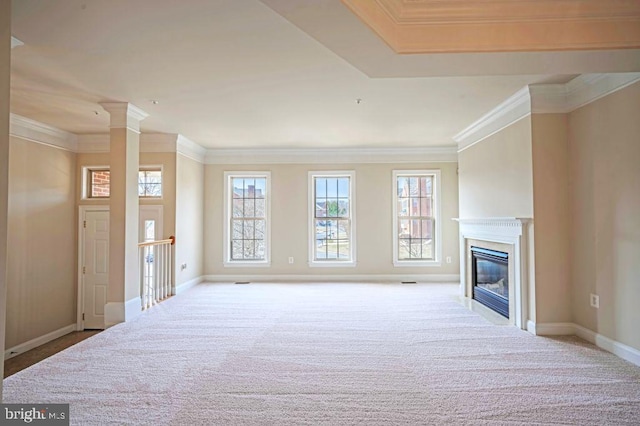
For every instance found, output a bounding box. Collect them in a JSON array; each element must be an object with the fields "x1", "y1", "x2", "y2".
[
  {"x1": 393, "y1": 170, "x2": 441, "y2": 266},
  {"x1": 224, "y1": 172, "x2": 270, "y2": 266},
  {"x1": 309, "y1": 171, "x2": 355, "y2": 266}
]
